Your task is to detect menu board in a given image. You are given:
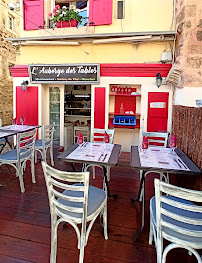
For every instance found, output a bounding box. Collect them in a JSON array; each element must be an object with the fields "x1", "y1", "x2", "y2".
[
  {"x1": 138, "y1": 147, "x2": 190, "y2": 171},
  {"x1": 67, "y1": 142, "x2": 114, "y2": 163}
]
